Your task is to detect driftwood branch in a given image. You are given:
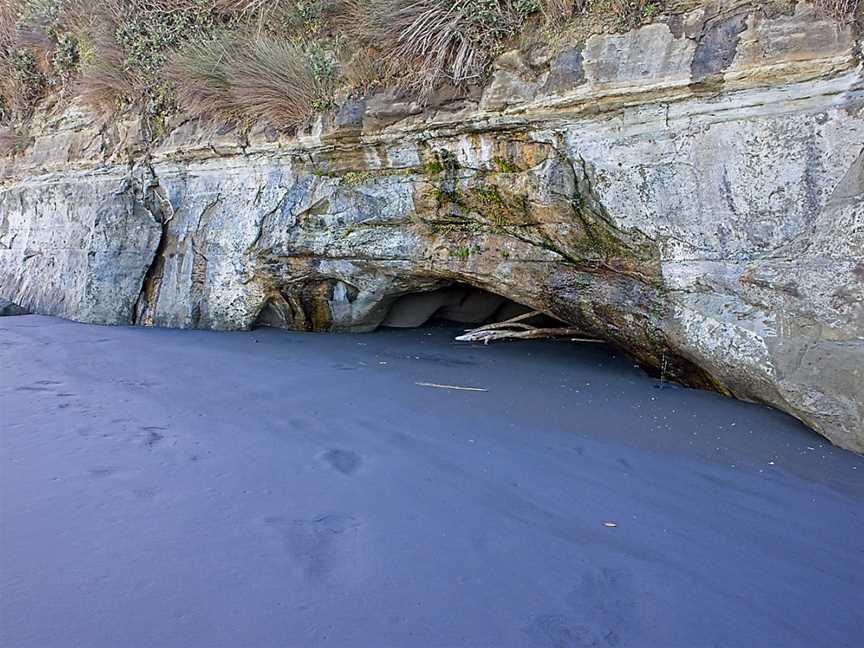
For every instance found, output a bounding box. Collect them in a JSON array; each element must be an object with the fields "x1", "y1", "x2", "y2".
[{"x1": 455, "y1": 311, "x2": 603, "y2": 345}]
